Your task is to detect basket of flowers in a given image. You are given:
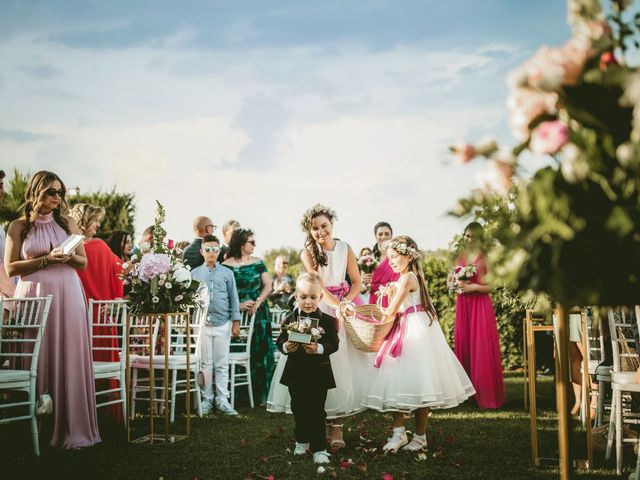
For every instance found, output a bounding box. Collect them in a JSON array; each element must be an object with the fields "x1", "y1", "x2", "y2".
[{"x1": 339, "y1": 285, "x2": 396, "y2": 353}]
